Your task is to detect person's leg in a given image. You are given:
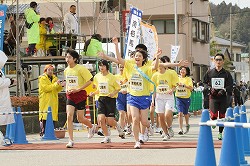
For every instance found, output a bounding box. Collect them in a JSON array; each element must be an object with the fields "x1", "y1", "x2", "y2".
[
  {"x1": 118, "y1": 110, "x2": 126, "y2": 129},
  {"x1": 130, "y1": 105, "x2": 140, "y2": 142},
  {"x1": 66, "y1": 104, "x2": 75, "y2": 145}
]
